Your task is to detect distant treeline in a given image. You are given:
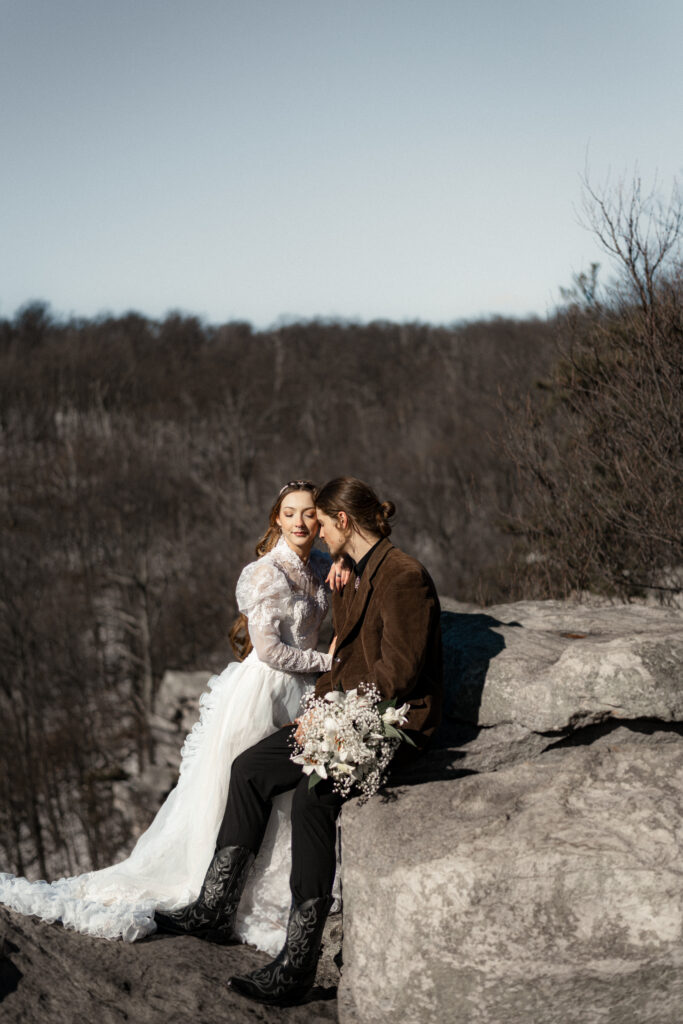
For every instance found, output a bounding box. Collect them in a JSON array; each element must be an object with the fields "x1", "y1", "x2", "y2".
[{"x1": 0, "y1": 305, "x2": 556, "y2": 876}]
